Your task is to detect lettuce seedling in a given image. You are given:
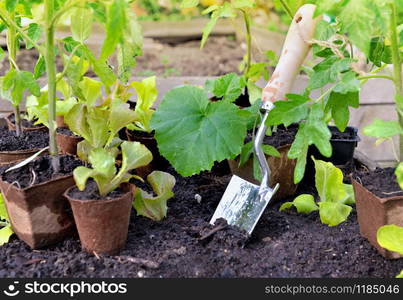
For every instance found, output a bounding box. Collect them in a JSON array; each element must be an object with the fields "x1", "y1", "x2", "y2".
[
  {"x1": 377, "y1": 225, "x2": 403, "y2": 278},
  {"x1": 133, "y1": 171, "x2": 176, "y2": 221},
  {"x1": 0, "y1": 193, "x2": 13, "y2": 246},
  {"x1": 280, "y1": 157, "x2": 355, "y2": 226},
  {"x1": 127, "y1": 76, "x2": 158, "y2": 133},
  {"x1": 74, "y1": 141, "x2": 152, "y2": 196}
]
